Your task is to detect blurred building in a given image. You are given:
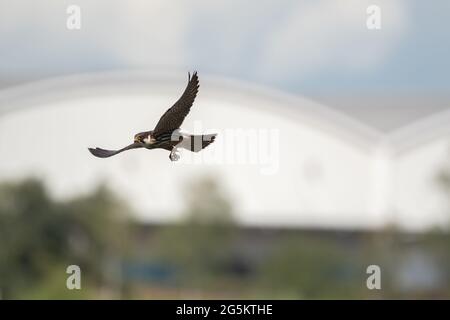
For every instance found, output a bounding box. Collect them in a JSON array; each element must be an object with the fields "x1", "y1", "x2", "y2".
[
  {"x1": 125, "y1": 222, "x2": 450, "y2": 299},
  {"x1": 0, "y1": 72, "x2": 449, "y2": 231}
]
